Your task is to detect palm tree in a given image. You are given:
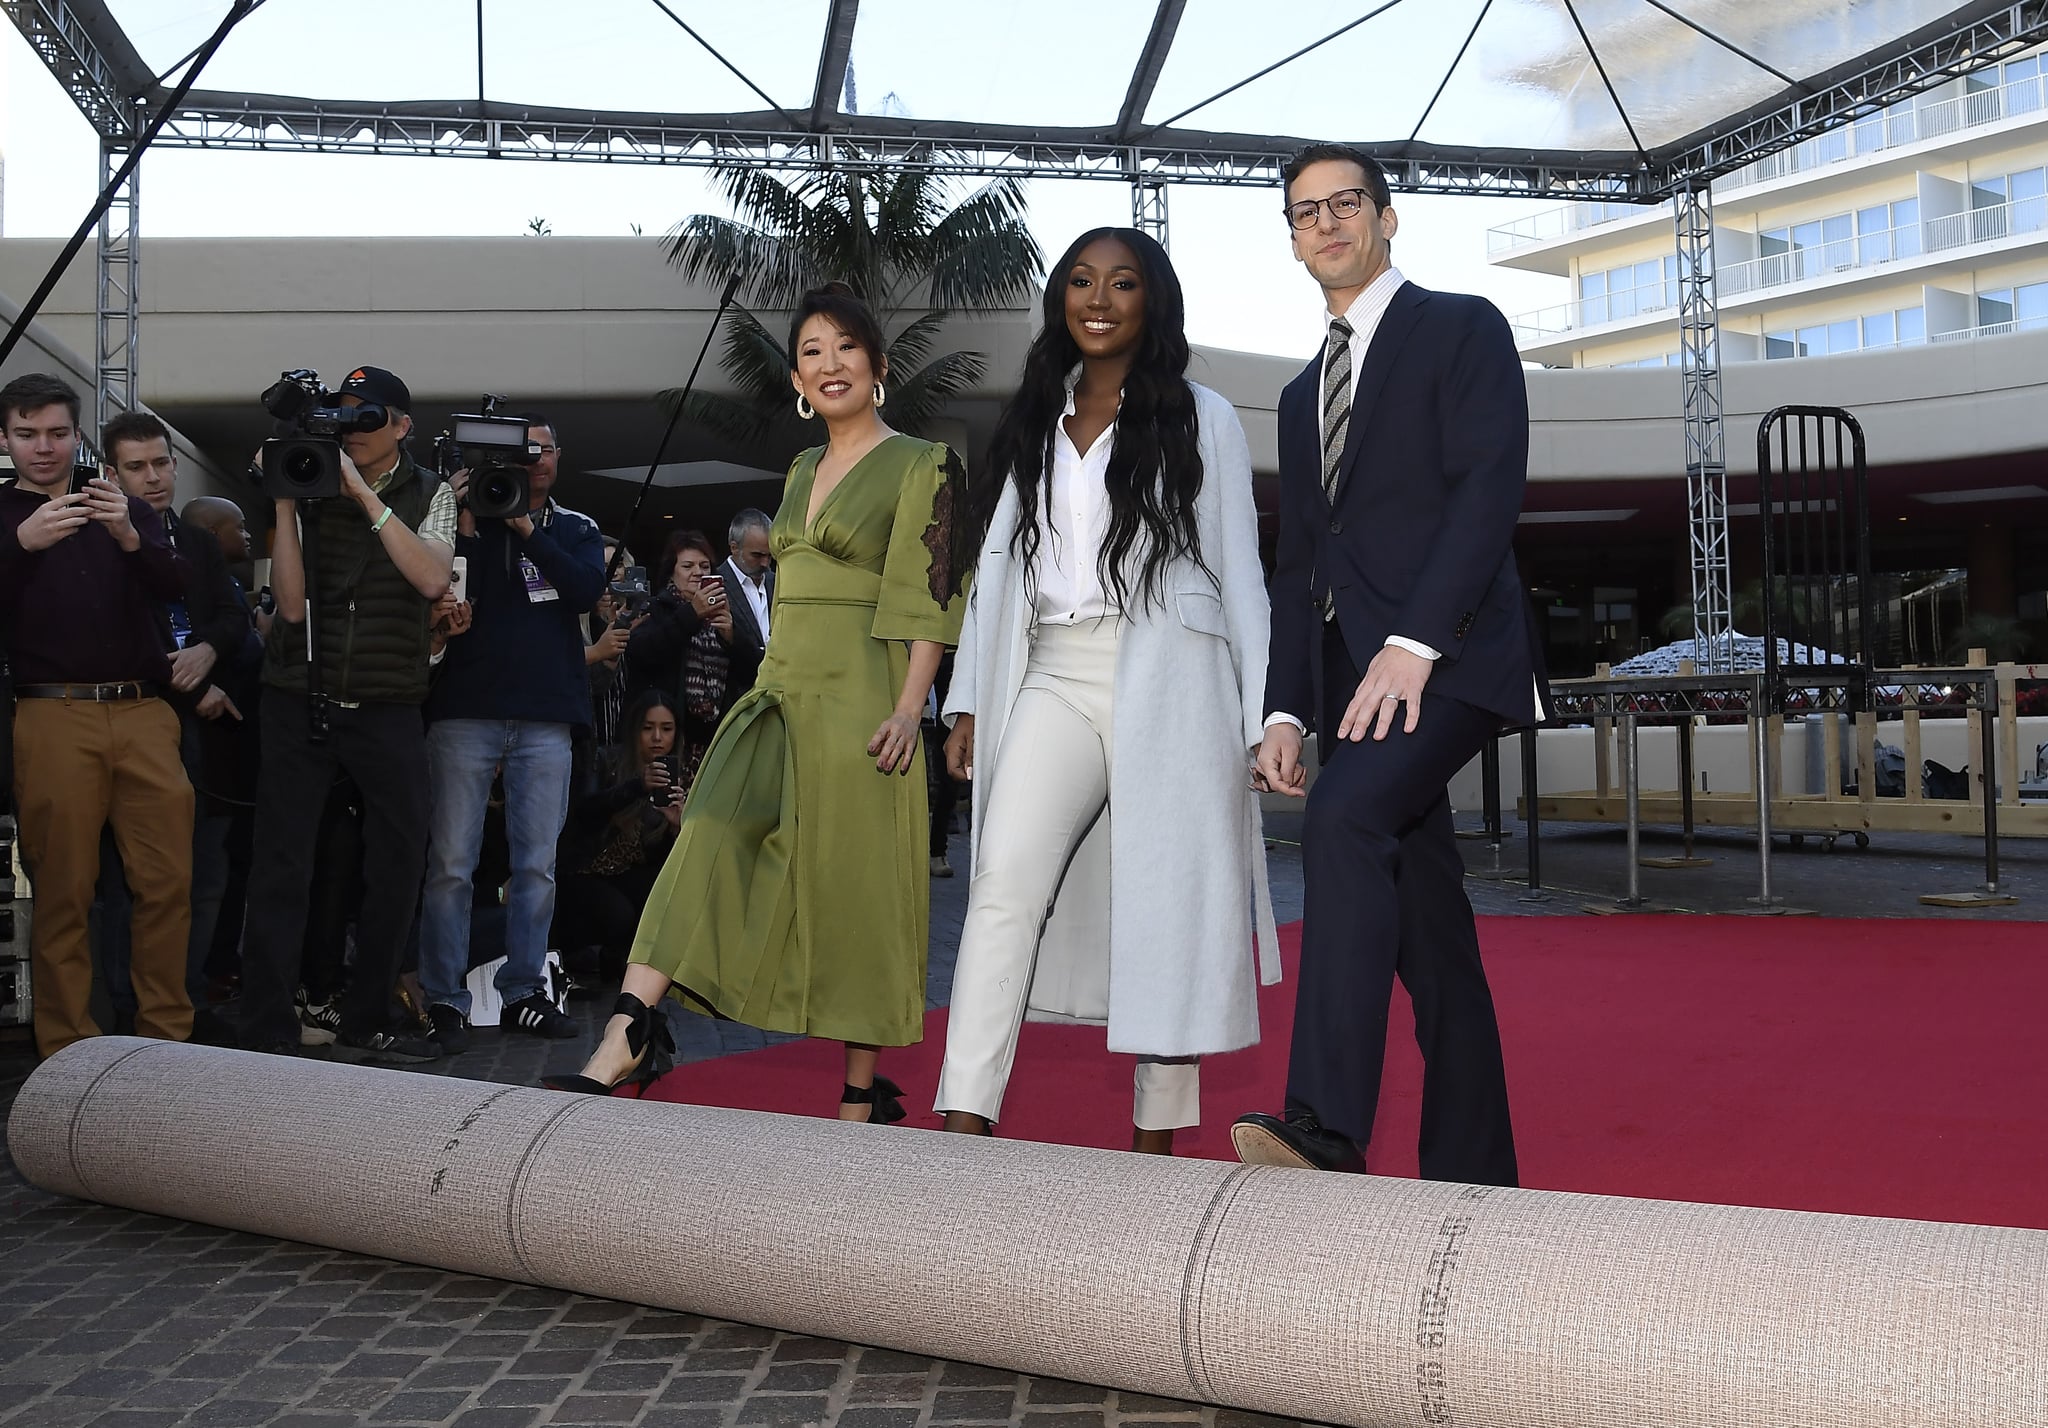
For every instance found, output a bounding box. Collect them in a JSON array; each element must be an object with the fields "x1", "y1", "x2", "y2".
[{"x1": 662, "y1": 160, "x2": 1042, "y2": 456}]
